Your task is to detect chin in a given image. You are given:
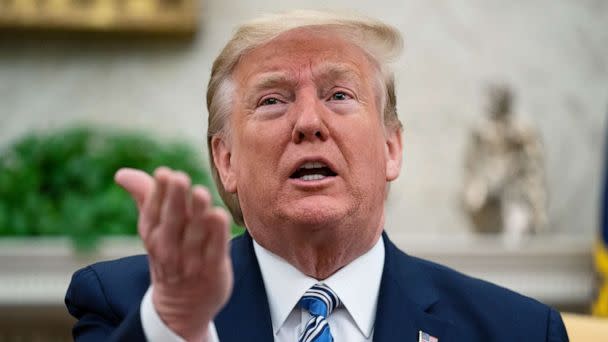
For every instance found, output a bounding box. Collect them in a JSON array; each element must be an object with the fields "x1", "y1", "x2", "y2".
[{"x1": 277, "y1": 198, "x2": 350, "y2": 227}]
